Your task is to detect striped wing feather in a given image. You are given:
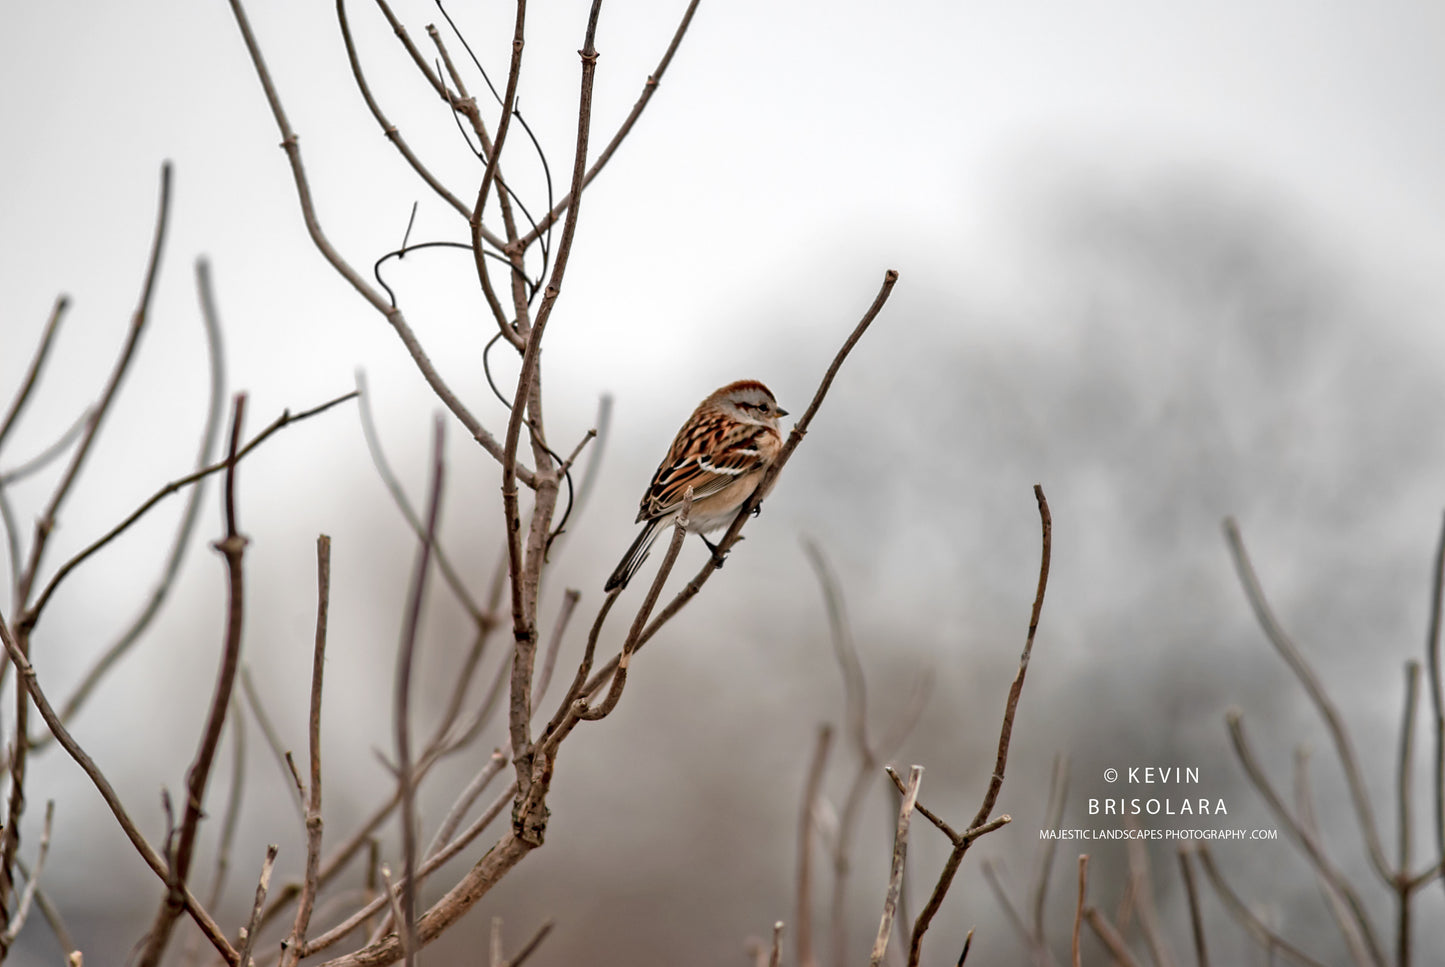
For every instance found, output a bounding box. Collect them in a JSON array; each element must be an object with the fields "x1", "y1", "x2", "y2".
[{"x1": 638, "y1": 414, "x2": 773, "y2": 521}]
